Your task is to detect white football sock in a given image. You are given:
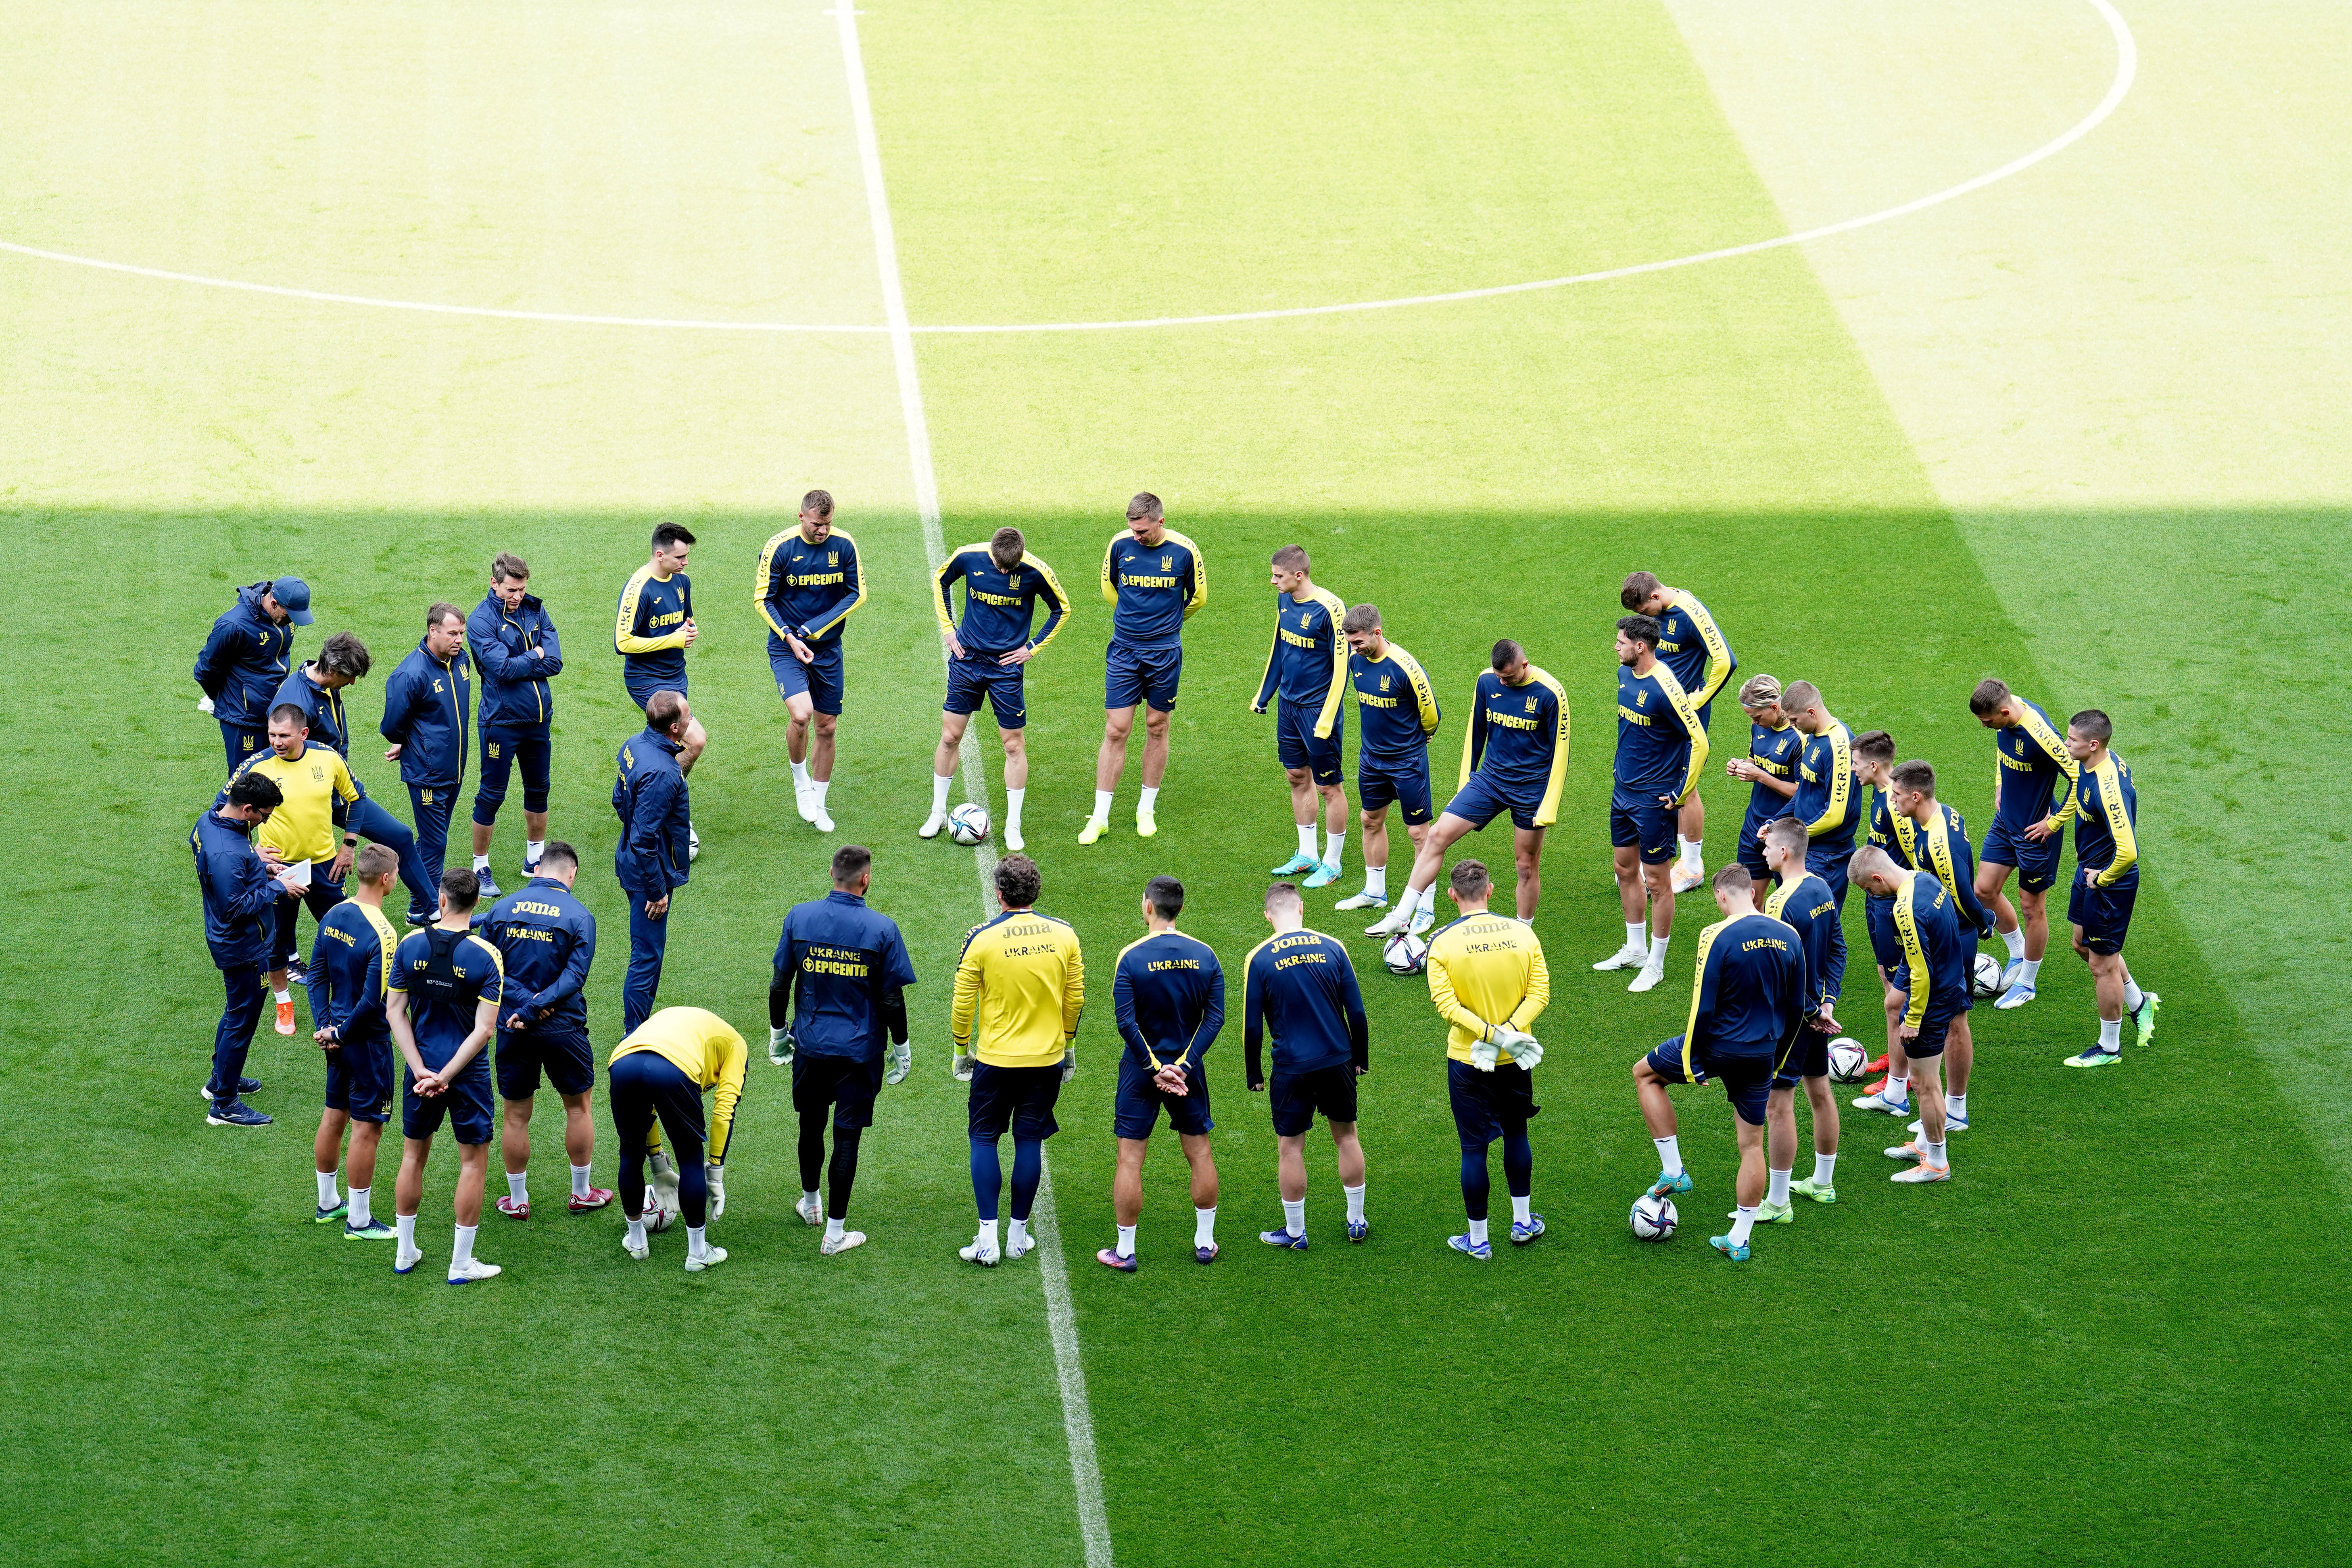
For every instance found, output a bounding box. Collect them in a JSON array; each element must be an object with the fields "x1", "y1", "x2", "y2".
[
  {"x1": 1767, "y1": 1168, "x2": 1791, "y2": 1207},
  {"x1": 1418, "y1": 883, "x2": 1439, "y2": 914},
  {"x1": 687, "y1": 1224, "x2": 708, "y2": 1259},
  {"x1": 1363, "y1": 864, "x2": 1388, "y2": 898},
  {"x1": 1730, "y1": 1205, "x2": 1758, "y2": 1245},
  {"x1": 1295, "y1": 824, "x2": 1318, "y2": 859},
  {"x1": 1924, "y1": 1139, "x2": 1948, "y2": 1169},
  {"x1": 451, "y1": 1223, "x2": 477, "y2": 1270},
  {"x1": 315, "y1": 1170, "x2": 340, "y2": 1208},
  {"x1": 978, "y1": 1218, "x2": 1001, "y2": 1250},
  {"x1": 1888, "y1": 1076, "x2": 1910, "y2": 1105},
  {"x1": 570, "y1": 1164, "x2": 592, "y2": 1199},
  {"x1": 1646, "y1": 934, "x2": 1670, "y2": 966},
  {"x1": 1281, "y1": 1197, "x2": 1305, "y2": 1236},
  {"x1": 1091, "y1": 790, "x2": 1114, "y2": 822},
  {"x1": 472, "y1": 855, "x2": 491, "y2": 873},
  {"x1": 1323, "y1": 830, "x2": 1345, "y2": 866},
  {"x1": 801, "y1": 1189, "x2": 820, "y2": 1209},
  {"x1": 1344, "y1": 1184, "x2": 1366, "y2": 1224},
  {"x1": 1655, "y1": 1136, "x2": 1683, "y2": 1177},
  {"x1": 1115, "y1": 1224, "x2": 1136, "y2": 1259},
  {"x1": 2099, "y1": 1017, "x2": 2122, "y2": 1051},
  {"x1": 826, "y1": 1216, "x2": 845, "y2": 1243},
  {"x1": 1679, "y1": 836, "x2": 1703, "y2": 868},
  {"x1": 1948, "y1": 1093, "x2": 1968, "y2": 1121},
  {"x1": 506, "y1": 1172, "x2": 528, "y2": 1204},
  {"x1": 791, "y1": 760, "x2": 811, "y2": 789},
  {"x1": 1467, "y1": 1217, "x2": 1489, "y2": 1246},
  {"x1": 2122, "y1": 974, "x2": 2145, "y2": 1011},
  {"x1": 813, "y1": 780, "x2": 830, "y2": 805},
  {"x1": 1138, "y1": 785, "x2": 1160, "y2": 811},
  {"x1": 2018, "y1": 958, "x2": 2043, "y2": 986},
  {"x1": 1007, "y1": 1217, "x2": 1030, "y2": 1250},
  {"x1": 1510, "y1": 1194, "x2": 1531, "y2": 1225},
  {"x1": 1811, "y1": 1153, "x2": 1837, "y2": 1185},
  {"x1": 1005, "y1": 787, "x2": 1025, "y2": 828},
  {"x1": 526, "y1": 839, "x2": 545, "y2": 863},
  {"x1": 1624, "y1": 921, "x2": 1646, "y2": 951},
  {"x1": 2001, "y1": 926, "x2": 2026, "y2": 960},
  {"x1": 1194, "y1": 1206, "x2": 1217, "y2": 1247},
  {"x1": 348, "y1": 1186, "x2": 372, "y2": 1226},
  {"x1": 626, "y1": 1216, "x2": 647, "y2": 1248},
  {"x1": 931, "y1": 773, "x2": 954, "y2": 813},
  {"x1": 273, "y1": 987, "x2": 292, "y2": 1005},
  {"x1": 395, "y1": 1213, "x2": 417, "y2": 1252}
]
